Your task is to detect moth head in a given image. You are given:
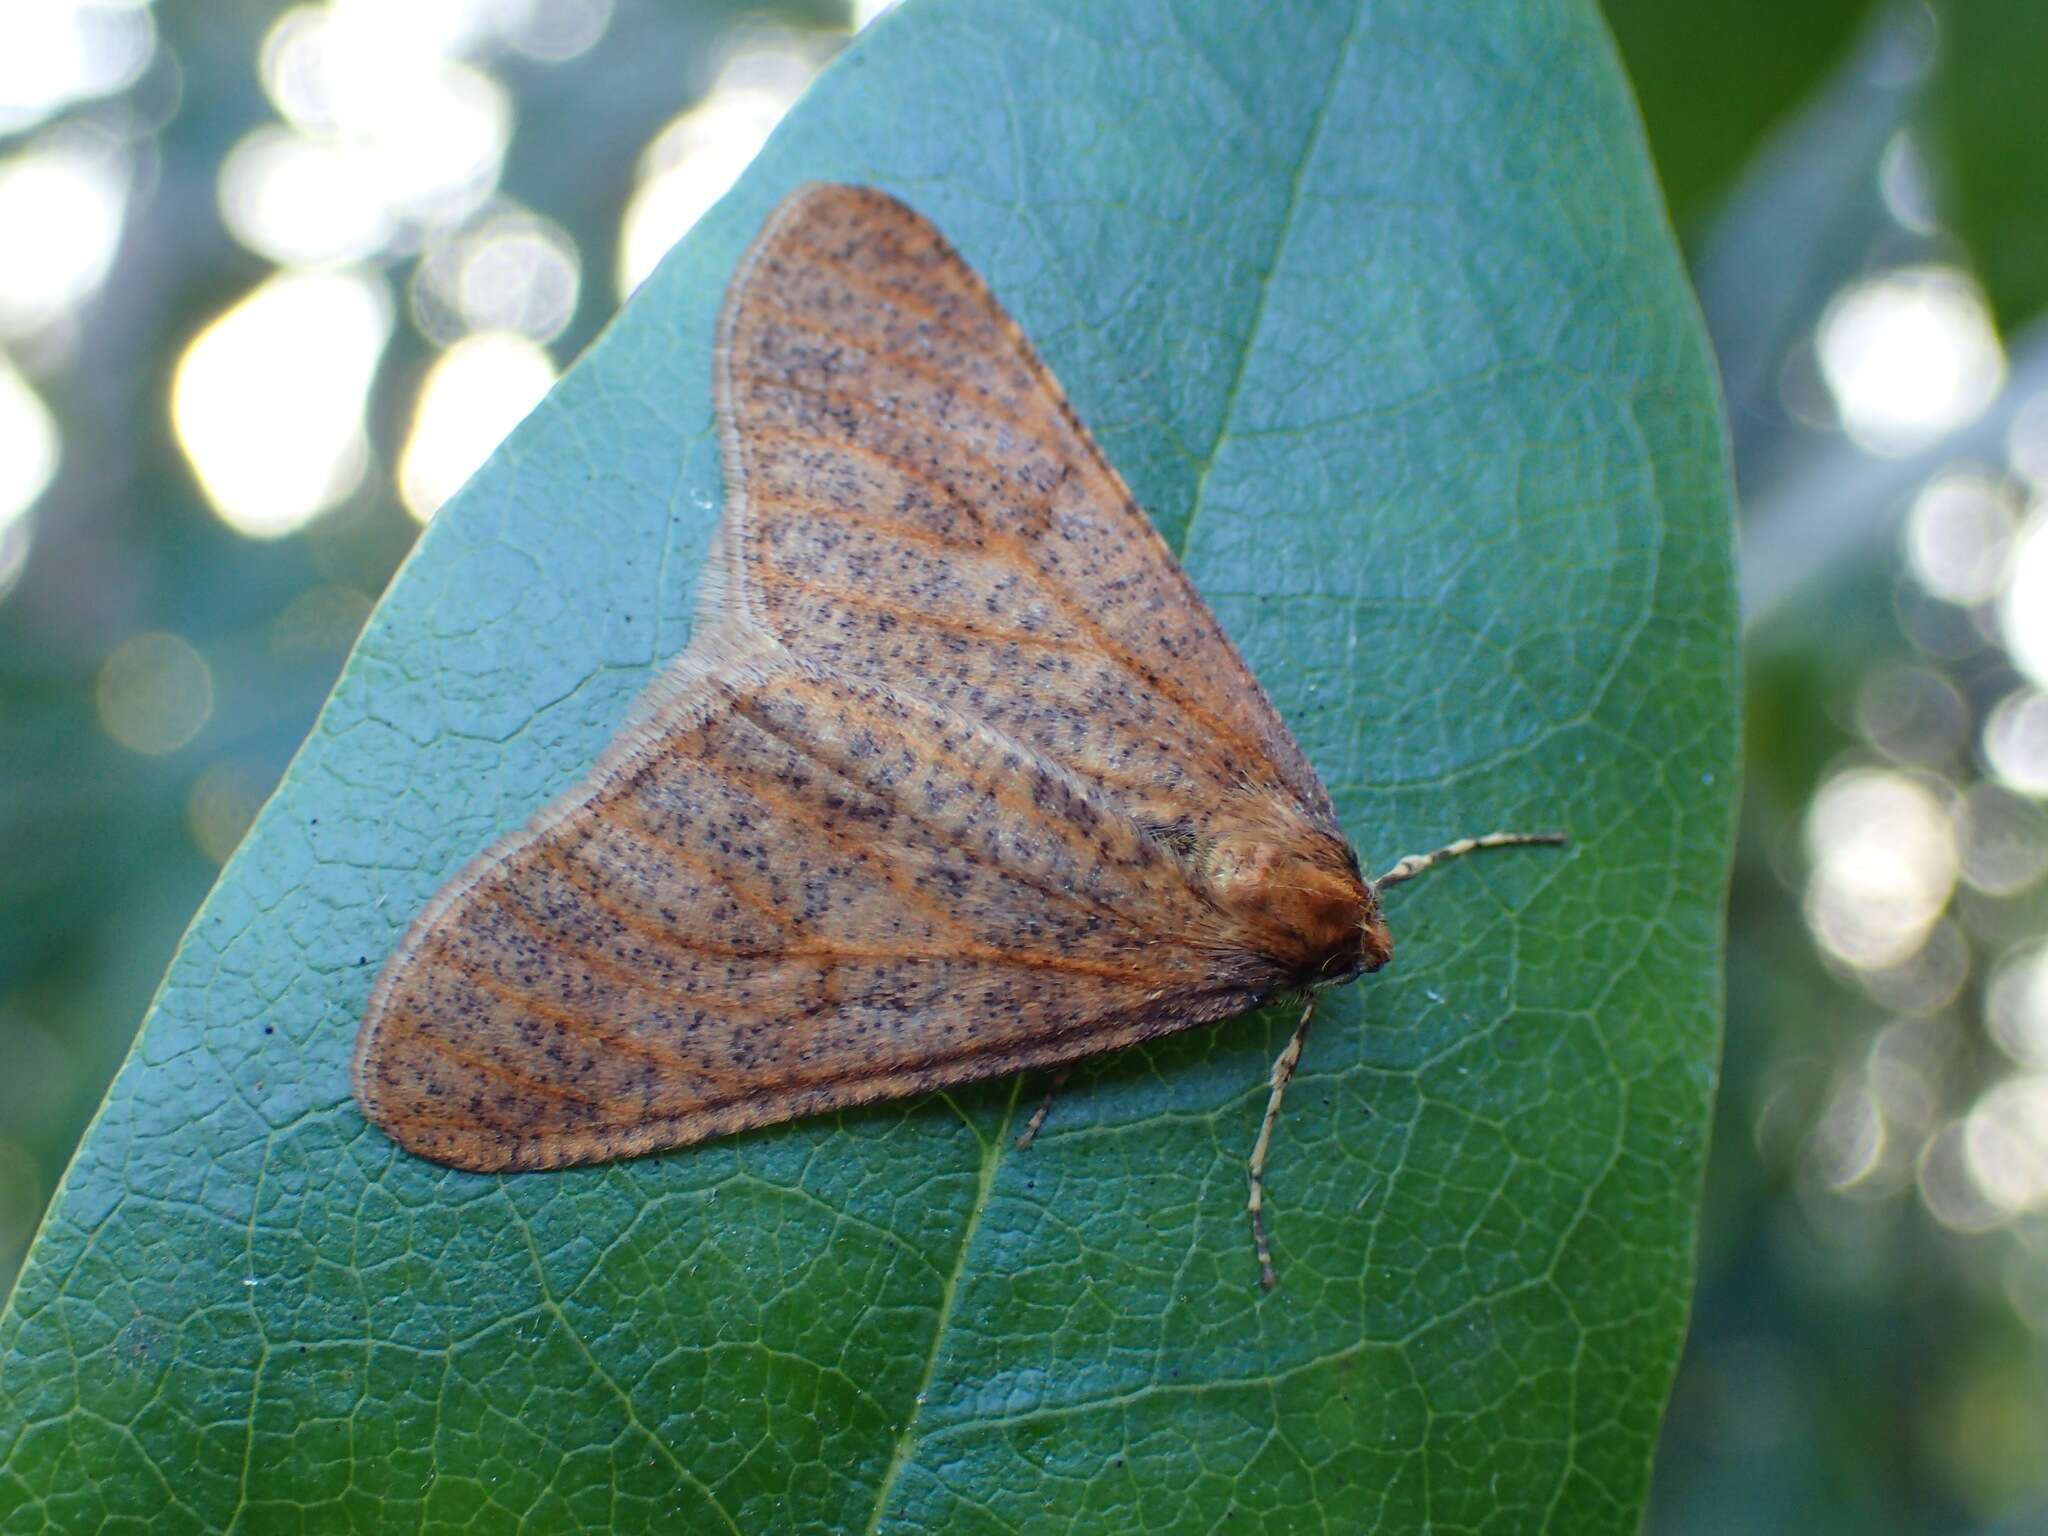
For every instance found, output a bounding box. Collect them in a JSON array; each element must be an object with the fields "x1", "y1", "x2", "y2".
[
  {"x1": 1199, "y1": 813, "x2": 1382, "y2": 981},
  {"x1": 1357, "y1": 890, "x2": 1394, "y2": 974}
]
